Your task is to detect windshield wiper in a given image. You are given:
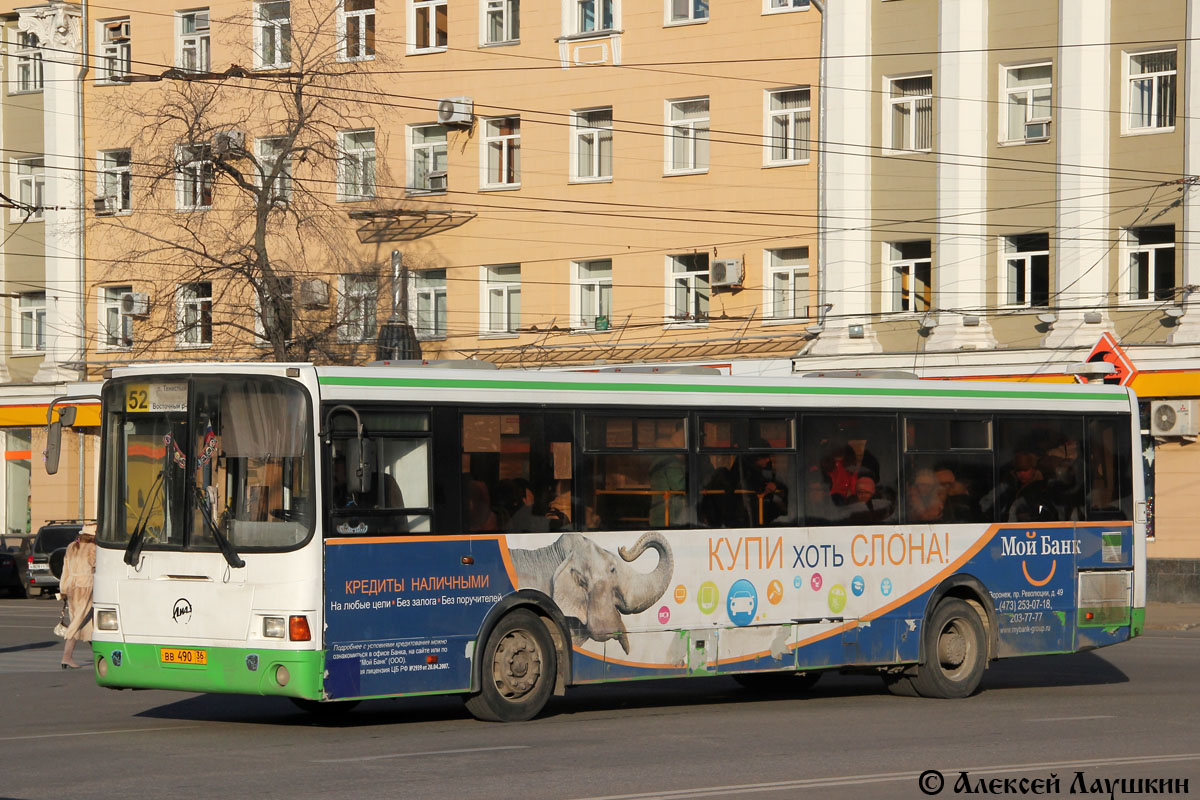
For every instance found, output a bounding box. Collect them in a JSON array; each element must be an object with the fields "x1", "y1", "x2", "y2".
[
  {"x1": 194, "y1": 487, "x2": 245, "y2": 569},
  {"x1": 124, "y1": 469, "x2": 164, "y2": 567}
]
